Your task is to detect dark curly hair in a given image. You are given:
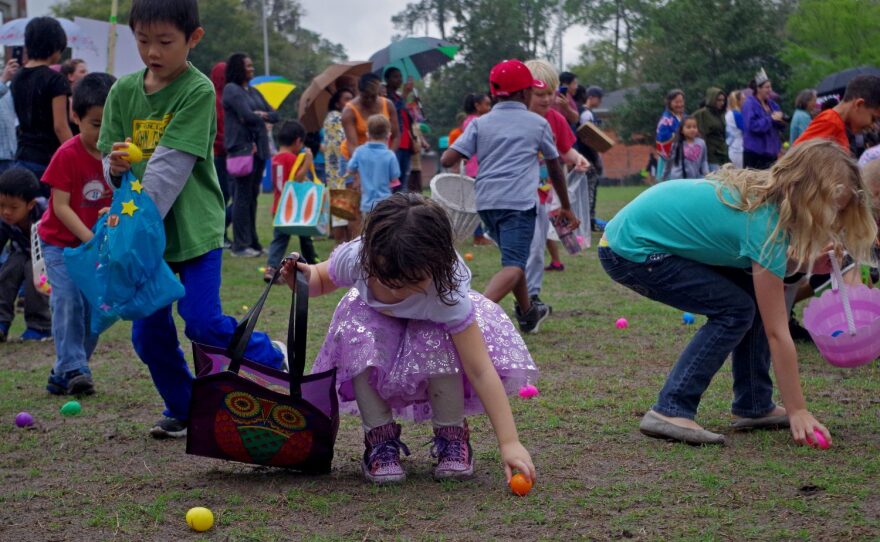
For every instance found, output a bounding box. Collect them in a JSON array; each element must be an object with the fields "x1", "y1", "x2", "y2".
[{"x1": 359, "y1": 193, "x2": 465, "y2": 305}]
